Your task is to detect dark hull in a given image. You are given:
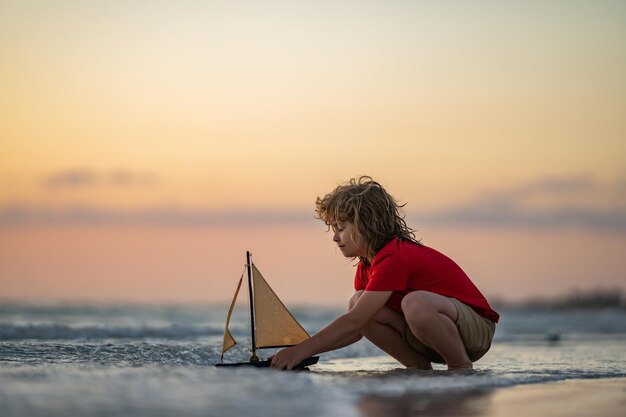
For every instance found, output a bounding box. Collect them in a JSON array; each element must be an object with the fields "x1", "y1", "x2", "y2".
[{"x1": 215, "y1": 356, "x2": 319, "y2": 370}]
